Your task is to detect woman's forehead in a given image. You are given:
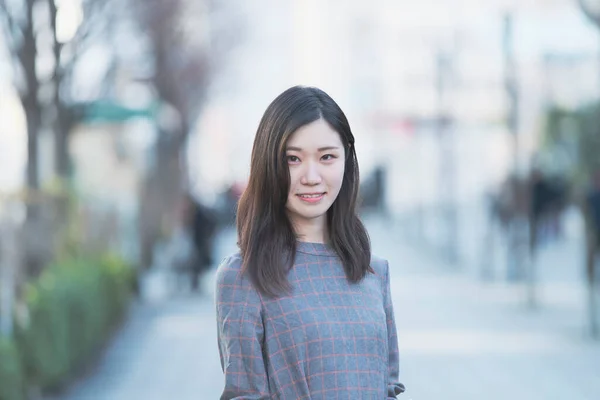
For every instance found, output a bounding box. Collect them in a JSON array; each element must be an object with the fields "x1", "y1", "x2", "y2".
[{"x1": 286, "y1": 119, "x2": 343, "y2": 149}]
